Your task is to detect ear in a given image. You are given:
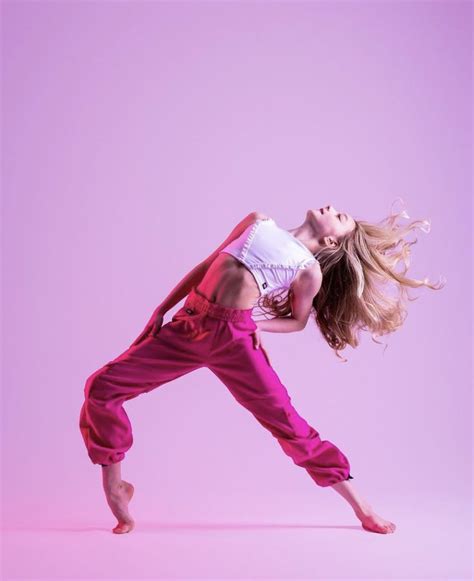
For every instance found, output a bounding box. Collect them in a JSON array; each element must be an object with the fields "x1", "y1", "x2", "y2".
[{"x1": 324, "y1": 236, "x2": 337, "y2": 249}]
